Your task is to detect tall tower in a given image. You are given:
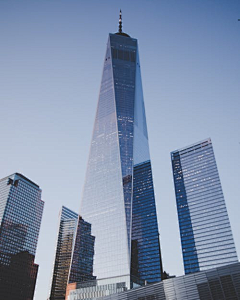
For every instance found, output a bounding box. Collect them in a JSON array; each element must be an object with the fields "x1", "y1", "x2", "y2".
[
  {"x1": 50, "y1": 207, "x2": 79, "y2": 300},
  {"x1": 0, "y1": 173, "x2": 44, "y2": 300},
  {"x1": 171, "y1": 138, "x2": 238, "y2": 275},
  {"x1": 80, "y1": 12, "x2": 163, "y2": 289},
  {"x1": 49, "y1": 206, "x2": 95, "y2": 300}
]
